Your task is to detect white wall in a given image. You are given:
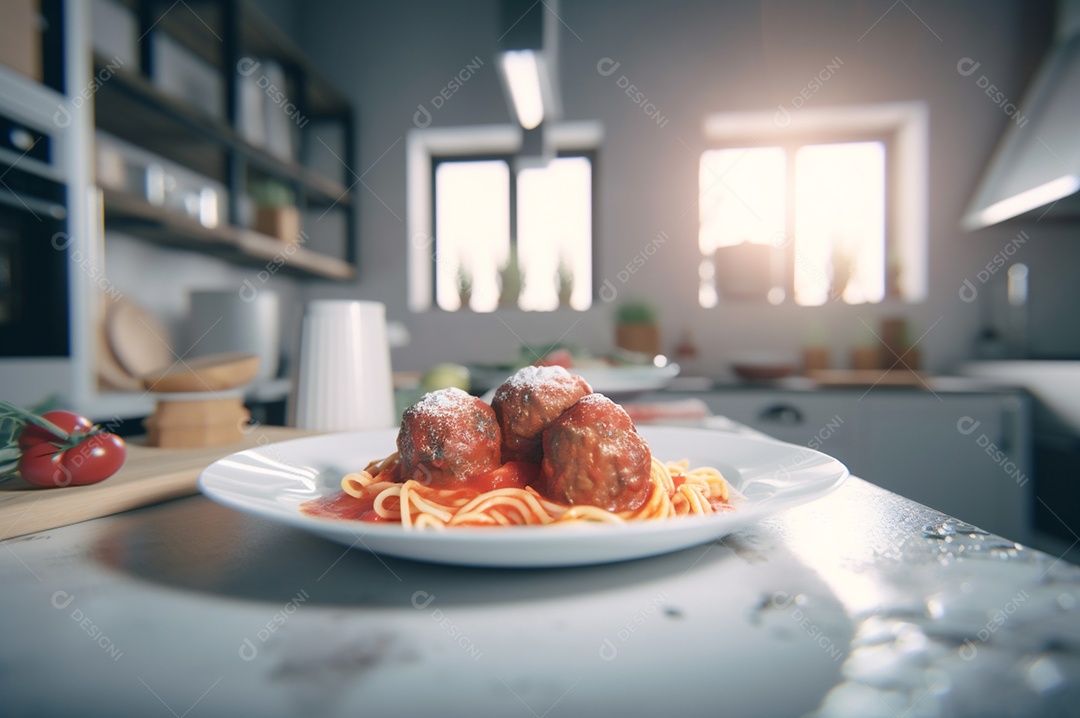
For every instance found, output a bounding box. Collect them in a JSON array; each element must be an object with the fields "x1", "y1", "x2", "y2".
[{"x1": 275, "y1": 1, "x2": 1077, "y2": 373}]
